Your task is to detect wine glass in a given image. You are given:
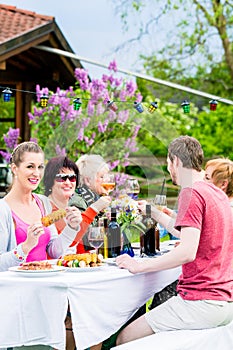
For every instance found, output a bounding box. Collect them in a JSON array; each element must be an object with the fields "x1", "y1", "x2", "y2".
[
  {"x1": 101, "y1": 173, "x2": 116, "y2": 195},
  {"x1": 87, "y1": 225, "x2": 104, "y2": 255},
  {"x1": 126, "y1": 179, "x2": 140, "y2": 199},
  {"x1": 154, "y1": 194, "x2": 167, "y2": 211}
]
